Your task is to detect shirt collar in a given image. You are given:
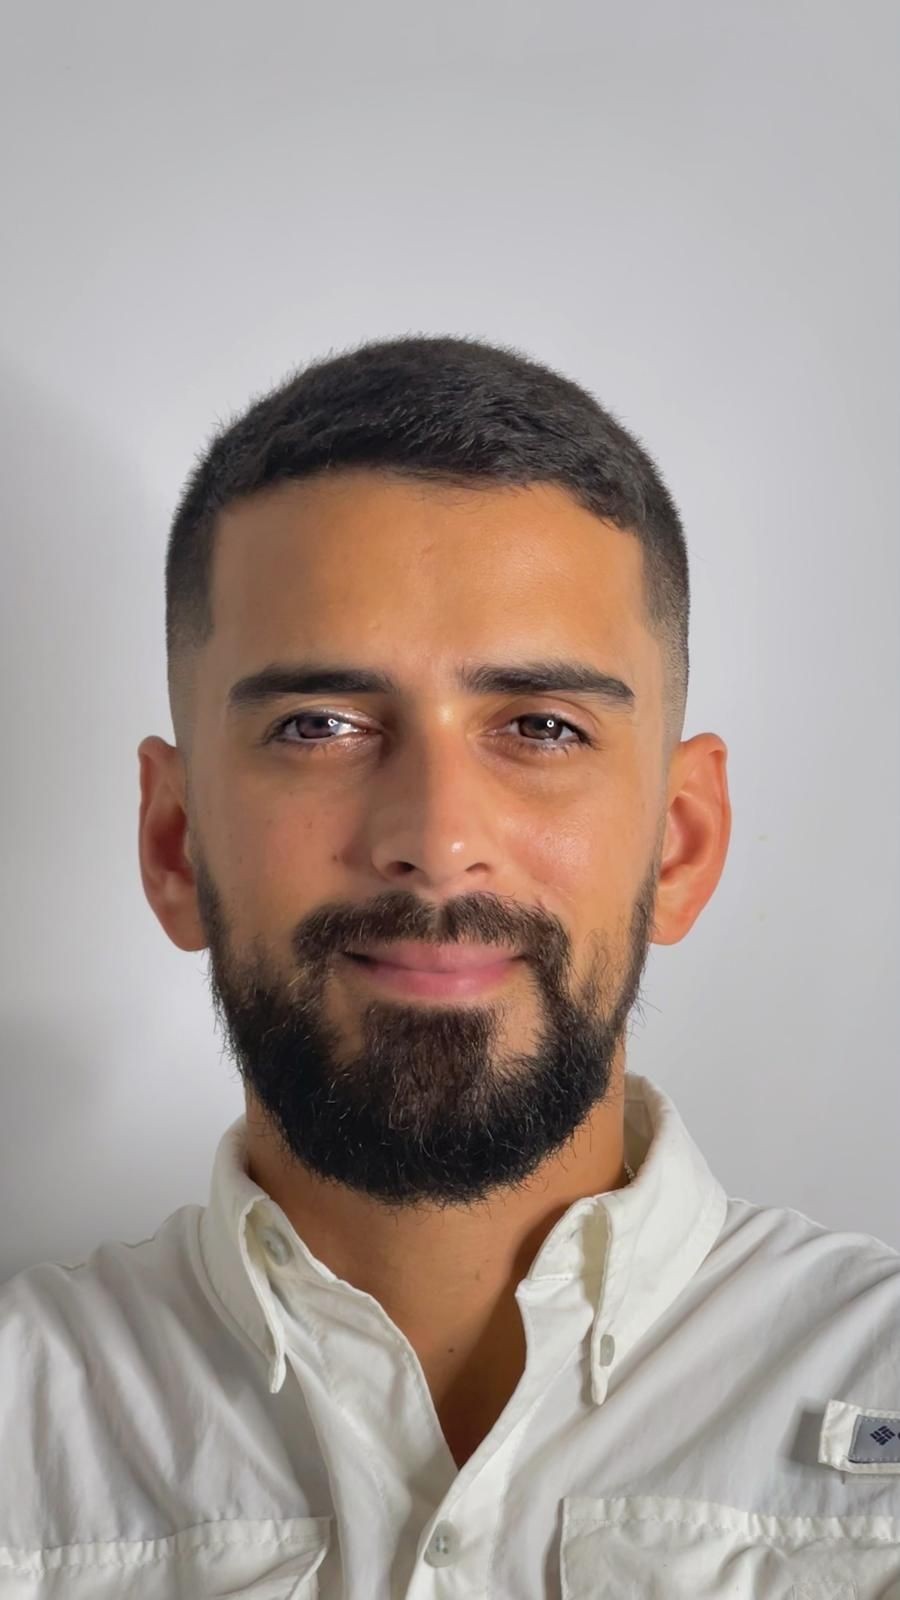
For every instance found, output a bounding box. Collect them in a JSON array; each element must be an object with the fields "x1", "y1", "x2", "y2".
[{"x1": 198, "y1": 1072, "x2": 727, "y2": 1401}]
